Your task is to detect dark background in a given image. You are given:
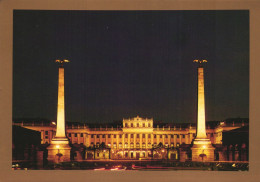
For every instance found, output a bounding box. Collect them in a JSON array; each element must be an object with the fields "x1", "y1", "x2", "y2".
[{"x1": 13, "y1": 10, "x2": 249, "y2": 124}]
